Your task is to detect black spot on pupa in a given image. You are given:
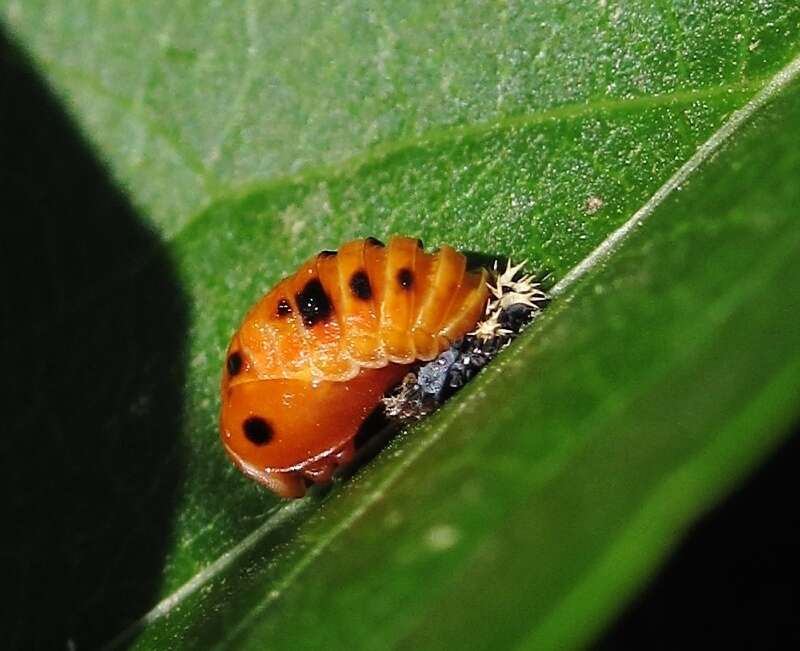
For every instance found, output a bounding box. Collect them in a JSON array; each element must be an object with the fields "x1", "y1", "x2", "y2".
[
  {"x1": 243, "y1": 417, "x2": 273, "y2": 445},
  {"x1": 276, "y1": 298, "x2": 292, "y2": 318},
  {"x1": 416, "y1": 238, "x2": 424, "y2": 250},
  {"x1": 349, "y1": 270, "x2": 372, "y2": 300},
  {"x1": 397, "y1": 268, "x2": 414, "y2": 289},
  {"x1": 295, "y1": 278, "x2": 333, "y2": 327},
  {"x1": 318, "y1": 249, "x2": 337, "y2": 258},
  {"x1": 366, "y1": 237, "x2": 385, "y2": 247},
  {"x1": 226, "y1": 352, "x2": 243, "y2": 376}
]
